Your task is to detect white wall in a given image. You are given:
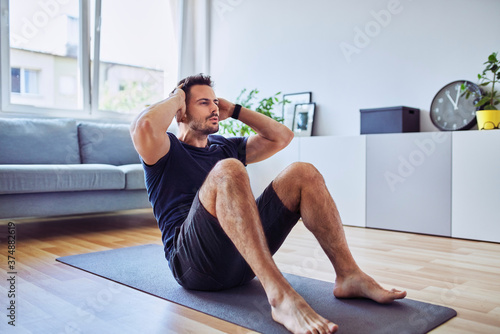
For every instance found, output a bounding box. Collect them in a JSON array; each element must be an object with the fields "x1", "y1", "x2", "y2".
[{"x1": 210, "y1": 0, "x2": 500, "y2": 136}]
